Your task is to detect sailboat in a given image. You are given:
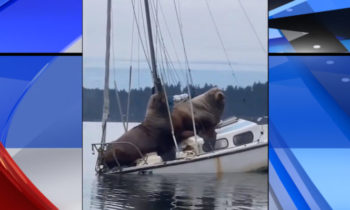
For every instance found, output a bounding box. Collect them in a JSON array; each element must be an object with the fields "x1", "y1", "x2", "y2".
[{"x1": 91, "y1": 0, "x2": 268, "y2": 175}]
